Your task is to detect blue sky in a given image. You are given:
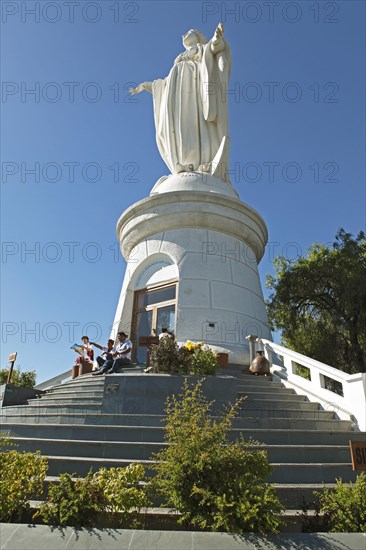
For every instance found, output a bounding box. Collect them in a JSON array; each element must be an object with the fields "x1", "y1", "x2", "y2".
[{"x1": 1, "y1": 0, "x2": 365, "y2": 383}]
